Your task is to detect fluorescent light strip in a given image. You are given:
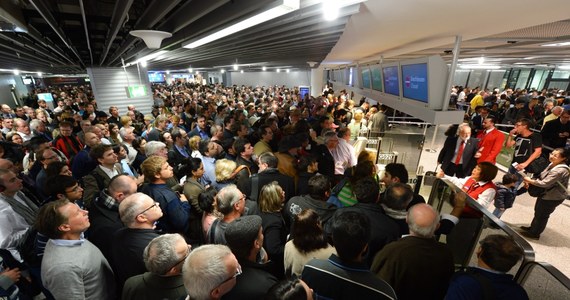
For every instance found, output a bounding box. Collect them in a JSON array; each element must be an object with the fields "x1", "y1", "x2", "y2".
[
  {"x1": 183, "y1": 0, "x2": 300, "y2": 49},
  {"x1": 542, "y1": 42, "x2": 570, "y2": 47},
  {"x1": 459, "y1": 64, "x2": 501, "y2": 70},
  {"x1": 126, "y1": 50, "x2": 169, "y2": 67}
]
